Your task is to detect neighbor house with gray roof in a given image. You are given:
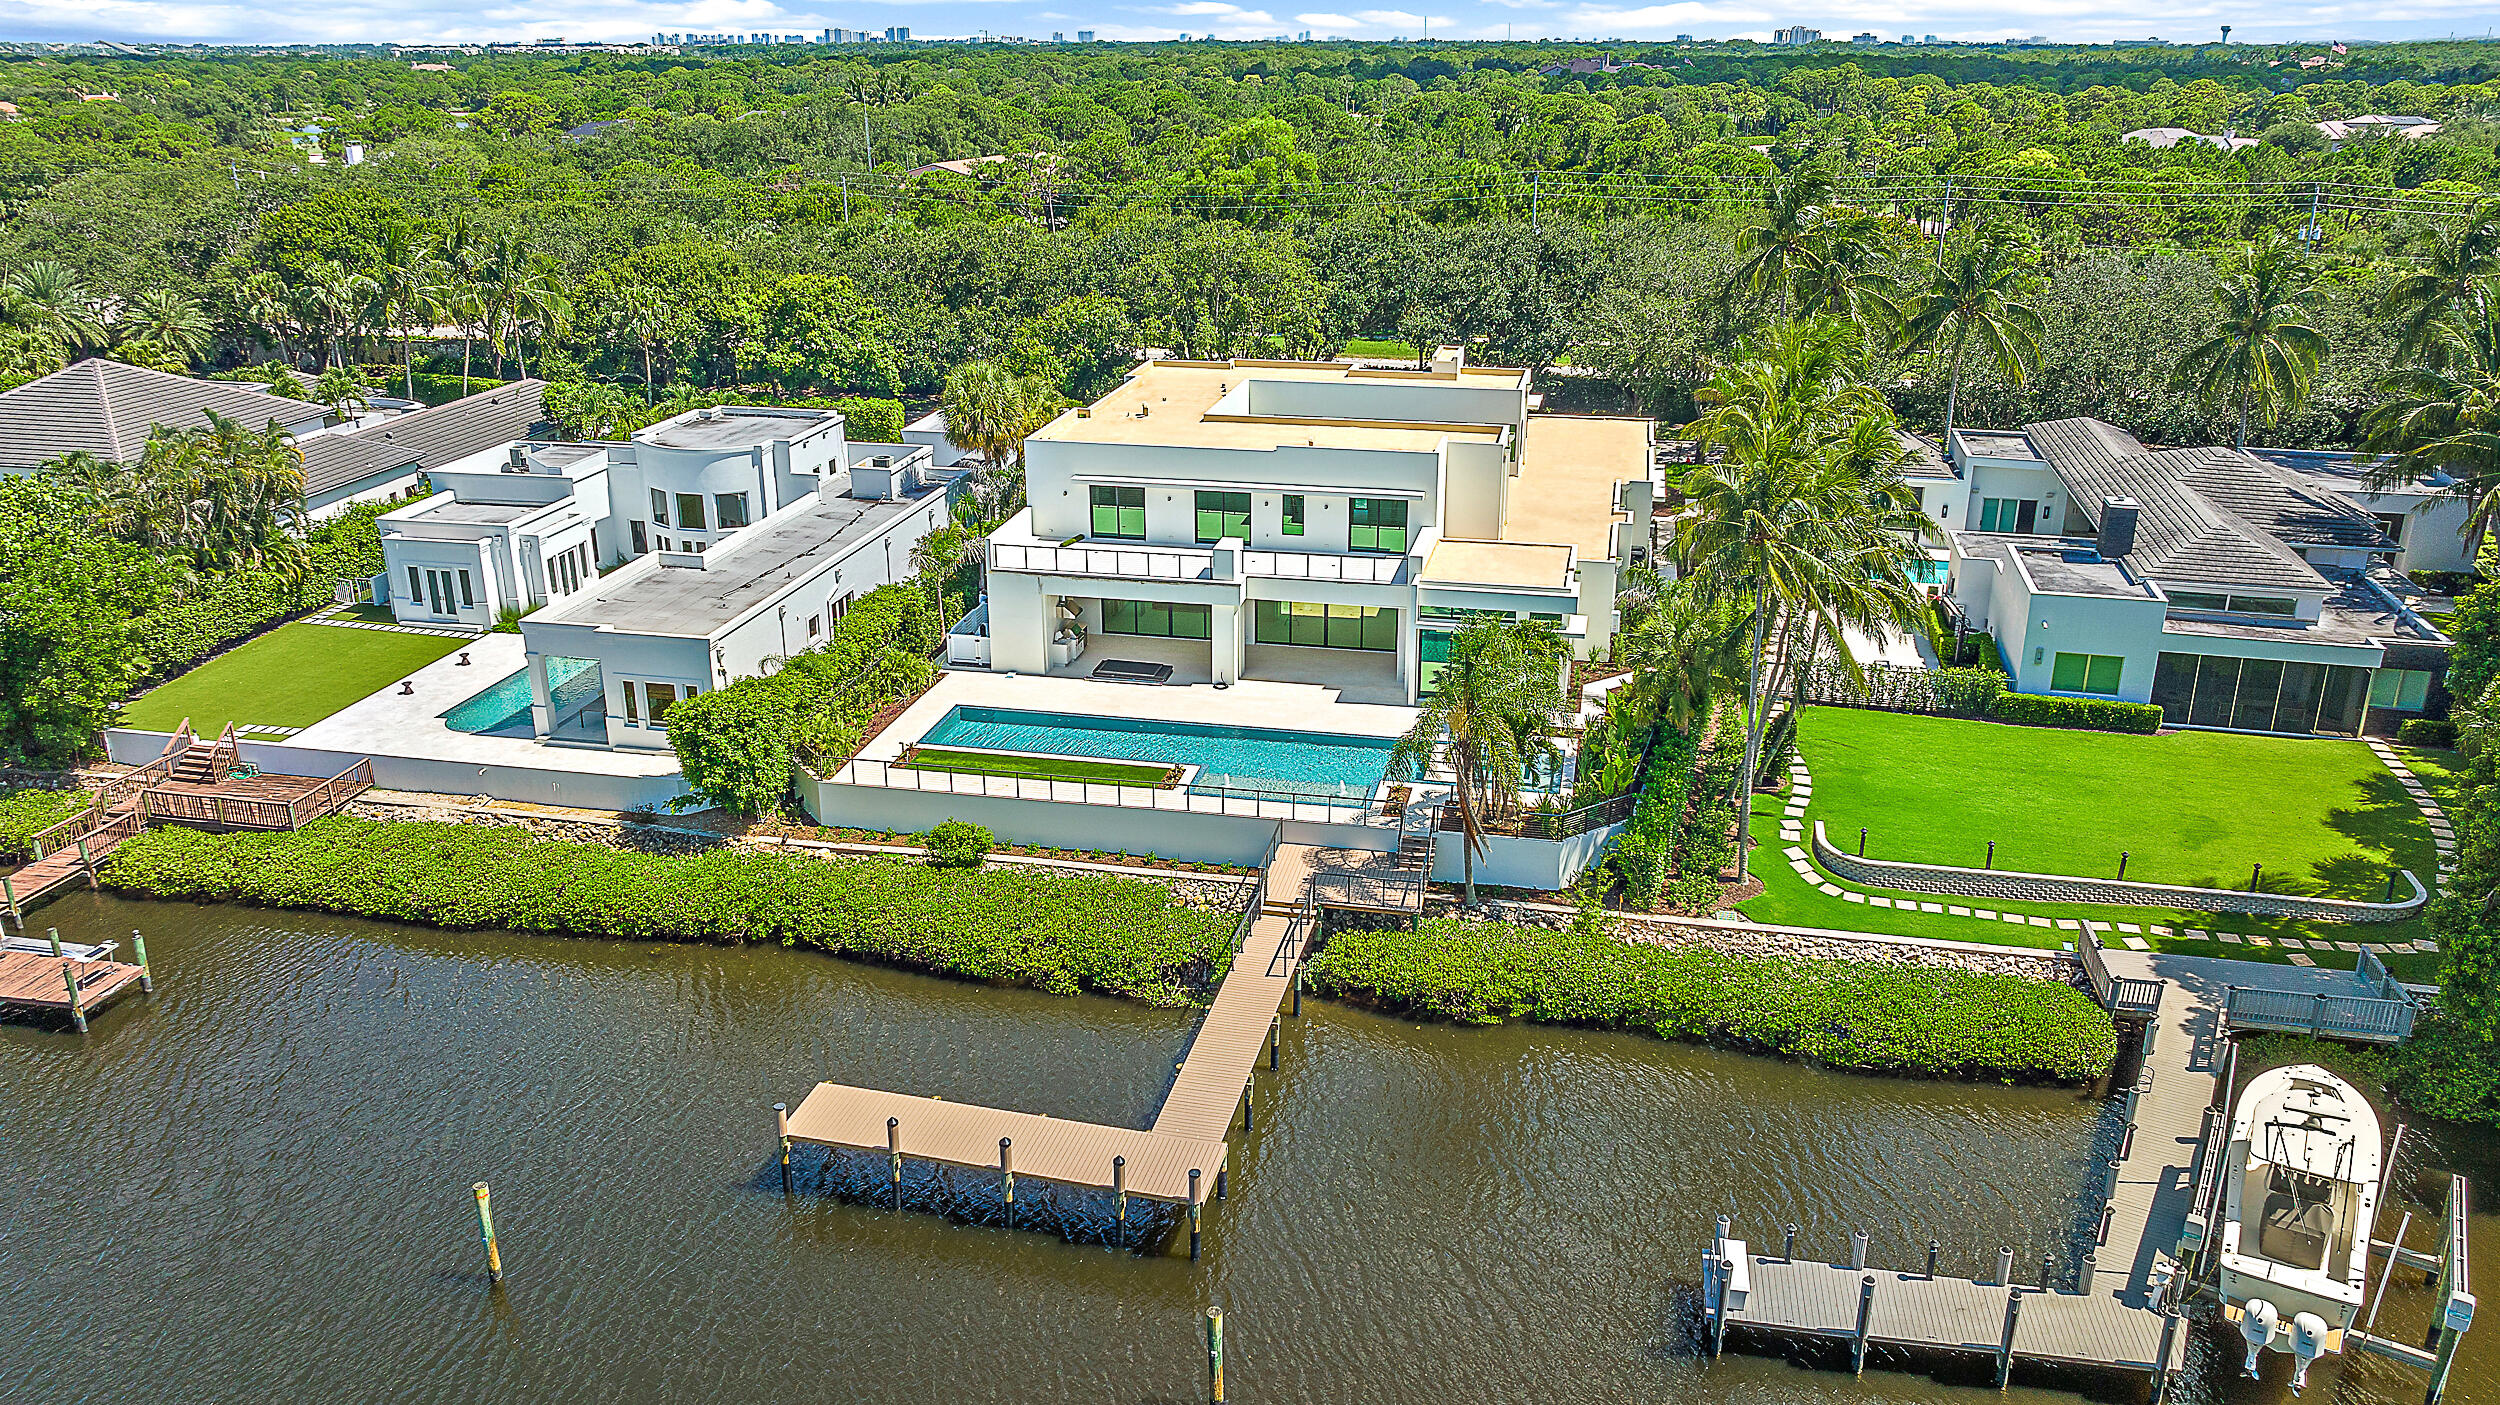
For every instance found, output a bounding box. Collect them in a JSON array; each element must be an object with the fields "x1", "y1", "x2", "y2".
[
  {"x1": 295, "y1": 378, "x2": 552, "y2": 517},
  {"x1": 0, "y1": 359, "x2": 331, "y2": 478},
  {"x1": 1937, "y1": 418, "x2": 2453, "y2": 736}
]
